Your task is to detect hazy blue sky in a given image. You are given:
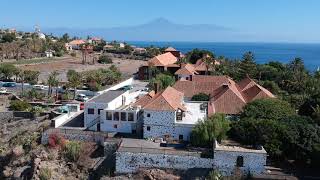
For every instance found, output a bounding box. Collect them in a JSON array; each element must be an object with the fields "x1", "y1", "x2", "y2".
[{"x1": 1, "y1": 0, "x2": 320, "y2": 42}]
